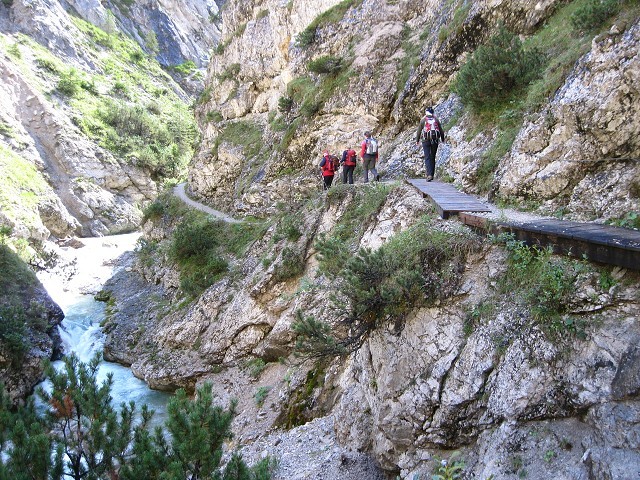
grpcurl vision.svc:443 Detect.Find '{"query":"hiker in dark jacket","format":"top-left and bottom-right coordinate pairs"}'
top-left (415, 107), bottom-right (445, 182)
top-left (319, 150), bottom-right (336, 190)
top-left (341, 148), bottom-right (357, 184)
top-left (360, 131), bottom-right (379, 183)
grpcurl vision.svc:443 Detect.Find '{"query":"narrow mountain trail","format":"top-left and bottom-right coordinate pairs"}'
top-left (173, 182), bottom-right (241, 224)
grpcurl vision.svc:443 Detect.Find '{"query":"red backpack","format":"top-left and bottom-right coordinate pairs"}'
top-left (344, 149), bottom-right (357, 166)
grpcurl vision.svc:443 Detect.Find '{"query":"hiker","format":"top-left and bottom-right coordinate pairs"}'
top-left (341, 147), bottom-right (357, 184)
top-left (319, 150), bottom-right (336, 190)
top-left (415, 107), bottom-right (445, 182)
top-left (360, 131), bottom-right (379, 183)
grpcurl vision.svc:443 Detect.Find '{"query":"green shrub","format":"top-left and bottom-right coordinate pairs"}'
top-left (308, 55), bottom-right (343, 74)
top-left (111, 80), bottom-right (128, 95)
top-left (244, 358), bottom-right (267, 379)
top-left (198, 86), bottom-right (212, 104)
top-left (173, 60), bottom-right (197, 75)
top-left (0, 304), bottom-right (28, 362)
top-left (129, 50), bottom-right (145, 63)
top-left (170, 216), bottom-right (222, 261)
top-left (215, 120), bottom-right (264, 159)
top-left (97, 99), bottom-right (197, 178)
top-left (295, 27), bottom-right (316, 48)
top-left (499, 236), bottom-right (579, 334)
top-left (295, 0), bottom-right (362, 48)
top-left (179, 252), bottom-right (229, 295)
top-left (454, 25), bottom-right (543, 112)
top-left (274, 213), bottom-right (302, 243)
top-left (57, 69), bottom-right (83, 97)
top-left (278, 96), bottom-right (294, 113)
top-left (315, 183), bottom-right (392, 276)
top-left (296, 217), bottom-right (480, 358)
top-left (254, 386), bottom-right (270, 407)
top-left (35, 57), bottom-right (59, 73)
top-left (571, 0), bottom-right (621, 31)
top-left (206, 110), bottom-right (224, 122)
top-left (273, 246), bottom-right (305, 283)
top-left (218, 63), bottom-right (241, 82)
top-left (166, 213), bottom-right (266, 296)
top-left (7, 42), bottom-right (20, 58)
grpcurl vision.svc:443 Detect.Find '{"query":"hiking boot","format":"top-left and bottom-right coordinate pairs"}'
top-left (375, 174), bottom-right (380, 182)
top-left (427, 175), bottom-right (433, 182)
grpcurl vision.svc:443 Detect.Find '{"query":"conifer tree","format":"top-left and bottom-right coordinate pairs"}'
top-left (38, 353), bottom-right (139, 480)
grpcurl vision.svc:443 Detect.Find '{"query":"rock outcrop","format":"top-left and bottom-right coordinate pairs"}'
top-left (0, 245), bottom-right (64, 404)
top-left (0, 0), bottom-right (206, 244)
top-left (105, 178), bottom-right (640, 478)
top-left (114, 0), bottom-right (640, 477)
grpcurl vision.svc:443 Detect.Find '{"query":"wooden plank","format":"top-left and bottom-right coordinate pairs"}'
top-left (408, 179), bottom-right (640, 269)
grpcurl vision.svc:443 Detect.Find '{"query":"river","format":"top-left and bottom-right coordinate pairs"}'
top-left (37, 232), bottom-right (170, 425)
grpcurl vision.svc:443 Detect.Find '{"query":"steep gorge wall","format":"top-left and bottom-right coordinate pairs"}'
top-left (0, 0), bottom-right (213, 243)
top-left (108, 181), bottom-right (640, 478)
top-left (163, 0), bottom-right (640, 477)
top-left (190, 0), bottom-right (639, 224)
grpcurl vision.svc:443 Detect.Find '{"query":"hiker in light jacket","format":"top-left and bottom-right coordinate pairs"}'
top-left (360, 131), bottom-right (379, 183)
top-left (415, 107), bottom-right (445, 182)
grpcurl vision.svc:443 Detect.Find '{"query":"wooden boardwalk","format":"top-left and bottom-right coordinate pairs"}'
top-left (460, 213), bottom-right (640, 271)
top-left (407, 178), bottom-right (640, 270)
top-left (406, 179), bottom-right (491, 219)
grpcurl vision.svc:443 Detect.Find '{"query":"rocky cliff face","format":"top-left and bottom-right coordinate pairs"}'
top-left (190, 0), bottom-right (639, 226)
top-left (110, 0), bottom-right (640, 477)
top-left (0, 0), bottom-right (209, 244)
top-left (105, 179), bottom-right (640, 478)
top-left (0, 245), bottom-right (64, 404)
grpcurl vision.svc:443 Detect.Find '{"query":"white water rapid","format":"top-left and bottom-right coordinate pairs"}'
top-left (37, 233), bottom-right (170, 425)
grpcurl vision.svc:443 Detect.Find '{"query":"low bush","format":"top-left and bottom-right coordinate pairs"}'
top-left (97, 99), bottom-right (198, 178)
top-left (295, 217), bottom-right (480, 358)
top-left (57, 69), bottom-right (82, 97)
top-left (167, 212), bottom-right (266, 296)
top-left (571, 0), bottom-right (621, 31)
top-left (308, 55), bottom-right (343, 75)
top-left (35, 57), bottom-right (59, 73)
top-left (277, 96), bottom-right (294, 113)
top-left (295, 0), bottom-right (362, 48)
top-left (274, 213), bottom-right (302, 243)
top-left (454, 25), bottom-right (543, 112)
top-left (272, 246), bottom-right (306, 283)
top-left (214, 120), bottom-right (263, 159)
top-left (173, 60), bottom-right (197, 75)
top-left (498, 235), bottom-right (579, 335)
top-left (0, 305), bottom-right (28, 362)
top-left (315, 183), bottom-right (392, 276)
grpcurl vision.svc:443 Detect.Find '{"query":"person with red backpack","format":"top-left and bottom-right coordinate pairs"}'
top-left (415, 107), bottom-right (445, 182)
top-left (340, 147), bottom-right (357, 184)
top-left (360, 131), bottom-right (380, 183)
top-left (319, 150), bottom-right (336, 190)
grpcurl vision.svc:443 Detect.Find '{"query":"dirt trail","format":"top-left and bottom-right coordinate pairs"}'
top-left (173, 182), bottom-right (241, 224)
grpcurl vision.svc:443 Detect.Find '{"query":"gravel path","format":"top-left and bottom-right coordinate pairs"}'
top-left (173, 182), bottom-right (241, 223)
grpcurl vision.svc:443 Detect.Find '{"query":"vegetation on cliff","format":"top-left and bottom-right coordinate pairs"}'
top-left (0, 354), bottom-right (274, 479)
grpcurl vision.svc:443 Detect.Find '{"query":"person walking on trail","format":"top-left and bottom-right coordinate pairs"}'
top-left (319, 150), bottom-right (336, 190)
top-left (341, 147), bottom-right (357, 184)
top-left (360, 131), bottom-right (380, 183)
top-left (415, 107), bottom-right (445, 182)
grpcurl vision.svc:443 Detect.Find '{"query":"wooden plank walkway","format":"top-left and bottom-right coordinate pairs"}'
top-left (459, 213), bottom-right (640, 271)
top-left (406, 179), bottom-right (491, 219)
top-left (406, 177), bottom-right (639, 270)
